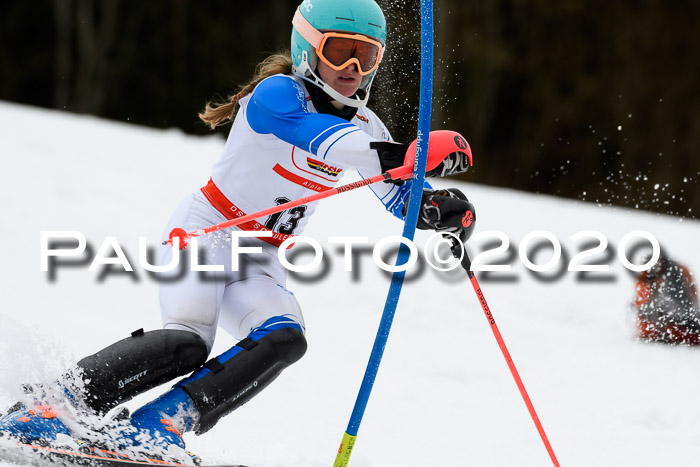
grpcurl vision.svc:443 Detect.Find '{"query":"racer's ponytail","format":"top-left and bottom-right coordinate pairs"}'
top-left (199, 52), bottom-right (293, 129)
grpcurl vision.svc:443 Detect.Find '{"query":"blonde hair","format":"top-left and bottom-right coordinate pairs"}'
top-left (199, 52), bottom-right (294, 130)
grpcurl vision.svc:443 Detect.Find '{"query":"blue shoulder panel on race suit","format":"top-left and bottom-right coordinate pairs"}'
top-left (247, 76), bottom-right (359, 155)
top-left (246, 75), bottom-right (430, 221)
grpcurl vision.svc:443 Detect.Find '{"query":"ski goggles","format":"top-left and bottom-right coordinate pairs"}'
top-left (292, 8), bottom-right (385, 76)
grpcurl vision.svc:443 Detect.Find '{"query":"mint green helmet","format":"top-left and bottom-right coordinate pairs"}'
top-left (291, 0), bottom-right (387, 108)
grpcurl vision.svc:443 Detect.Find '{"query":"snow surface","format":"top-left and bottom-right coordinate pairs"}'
top-left (1, 100), bottom-right (699, 466)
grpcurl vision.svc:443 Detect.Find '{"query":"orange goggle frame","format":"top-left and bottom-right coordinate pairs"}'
top-left (292, 8), bottom-right (385, 76)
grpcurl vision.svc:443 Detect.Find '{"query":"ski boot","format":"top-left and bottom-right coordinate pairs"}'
top-left (100, 389), bottom-right (195, 462)
top-left (0, 403), bottom-right (72, 445)
top-left (116, 411), bottom-right (186, 453)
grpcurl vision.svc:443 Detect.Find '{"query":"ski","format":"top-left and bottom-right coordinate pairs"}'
top-left (0, 441), bottom-right (249, 467)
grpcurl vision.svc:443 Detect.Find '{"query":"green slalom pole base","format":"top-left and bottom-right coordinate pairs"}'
top-left (334, 432), bottom-right (357, 467)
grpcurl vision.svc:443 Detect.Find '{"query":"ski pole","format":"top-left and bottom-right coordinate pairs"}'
top-left (457, 250), bottom-right (560, 466)
top-left (163, 128), bottom-right (466, 249)
top-left (333, 1), bottom-right (434, 465)
top-left (163, 164), bottom-right (412, 248)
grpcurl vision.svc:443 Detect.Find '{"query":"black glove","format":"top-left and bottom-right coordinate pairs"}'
top-left (370, 141), bottom-right (410, 185)
top-left (406, 188), bottom-right (476, 244)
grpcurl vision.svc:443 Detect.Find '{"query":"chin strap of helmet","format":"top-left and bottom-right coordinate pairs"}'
top-left (304, 81), bottom-right (358, 121)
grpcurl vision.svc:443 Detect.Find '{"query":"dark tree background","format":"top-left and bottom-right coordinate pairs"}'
top-left (2, 0), bottom-right (698, 218)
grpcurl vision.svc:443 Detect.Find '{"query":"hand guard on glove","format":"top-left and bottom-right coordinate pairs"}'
top-left (370, 136), bottom-right (471, 186)
top-left (408, 188), bottom-right (476, 244)
top-left (425, 151), bottom-right (470, 178)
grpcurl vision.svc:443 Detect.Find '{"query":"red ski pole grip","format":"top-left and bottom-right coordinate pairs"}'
top-left (167, 227), bottom-right (189, 250)
top-left (404, 130), bottom-right (473, 174)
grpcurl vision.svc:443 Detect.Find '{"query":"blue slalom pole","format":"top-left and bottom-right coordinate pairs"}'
top-left (333, 1), bottom-right (434, 465)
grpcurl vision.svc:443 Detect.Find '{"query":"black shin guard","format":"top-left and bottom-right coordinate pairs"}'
top-left (180, 327), bottom-right (307, 434)
top-left (76, 329), bottom-right (208, 414)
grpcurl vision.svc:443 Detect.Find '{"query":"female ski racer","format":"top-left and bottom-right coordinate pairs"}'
top-left (0, 0), bottom-right (475, 455)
